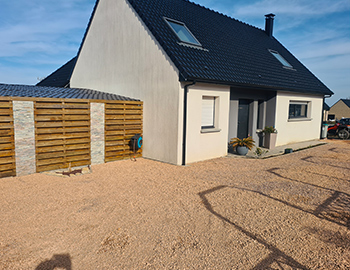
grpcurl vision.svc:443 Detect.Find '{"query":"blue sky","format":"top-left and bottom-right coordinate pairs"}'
top-left (0, 0), bottom-right (349, 105)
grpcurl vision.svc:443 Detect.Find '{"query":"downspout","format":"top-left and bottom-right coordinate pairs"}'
top-left (320, 94), bottom-right (332, 139)
top-left (320, 96), bottom-right (325, 139)
top-left (182, 81), bottom-right (196, 166)
top-left (320, 94), bottom-right (332, 138)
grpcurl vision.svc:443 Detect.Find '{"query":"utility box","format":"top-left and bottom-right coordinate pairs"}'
top-left (321, 124), bottom-right (328, 138)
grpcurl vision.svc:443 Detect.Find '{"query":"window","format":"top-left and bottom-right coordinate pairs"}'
top-left (165, 18), bottom-right (201, 46)
top-left (269, 50), bottom-right (293, 68)
top-left (289, 101), bottom-right (309, 119)
top-left (202, 96), bottom-right (216, 129)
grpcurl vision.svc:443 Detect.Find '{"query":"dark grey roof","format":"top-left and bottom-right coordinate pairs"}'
top-left (41, 0), bottom-right (333, 96)
top-left (126, 0), bottom-right (333, 96)
top-left (36, 57), bottom-right (77, 87)
top-left (341, 99), bottom-right (350, 108)
top-left (0, 84), bottom-right (139, 101)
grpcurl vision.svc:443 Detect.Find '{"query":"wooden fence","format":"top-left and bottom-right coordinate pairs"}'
top-left (0, 100), bottom-right (16, 178)
top-left (0, 97), bottom-right (143, 178)
top-left (34, 99), bottom-right (91, 172)
top-left (105, 101), bottom-right (143, 162)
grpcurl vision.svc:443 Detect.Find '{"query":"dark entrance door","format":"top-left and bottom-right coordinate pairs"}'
top-left (237, 99), bottom-right (251, 139)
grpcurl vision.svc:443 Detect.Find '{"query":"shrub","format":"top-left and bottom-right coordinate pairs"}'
top-left (229, 137), bottom-right (255, 150)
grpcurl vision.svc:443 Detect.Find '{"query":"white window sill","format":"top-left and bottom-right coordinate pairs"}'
top-left (288, 118), bottom-right (312, 122)
top-left (201, 128), bottom-right (221, 134)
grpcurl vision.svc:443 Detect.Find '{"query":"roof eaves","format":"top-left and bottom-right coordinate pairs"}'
top-left (181, 76), bottom-right (332, 96)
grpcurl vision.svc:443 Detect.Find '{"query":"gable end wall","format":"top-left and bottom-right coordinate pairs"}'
top-left (70, 0), bottom-right (182, 164)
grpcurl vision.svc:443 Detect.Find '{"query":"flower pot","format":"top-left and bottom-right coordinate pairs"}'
top-left (236, 146), bottom-right (249, 156)
top-left (264, 133), bottom-right (277, 149)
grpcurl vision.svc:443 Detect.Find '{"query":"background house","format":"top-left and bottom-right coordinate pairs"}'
top-left (328, 99), bottom-right (350, 120)
top-left (40, 0), bottom-right (333, 165)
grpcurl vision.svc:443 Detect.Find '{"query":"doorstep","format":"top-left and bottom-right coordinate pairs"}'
top-left (227, 139), bottom-right (327, 159)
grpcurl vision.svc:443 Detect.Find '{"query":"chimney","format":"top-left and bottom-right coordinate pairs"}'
top-left (265, 13), bottom-right (275, 37)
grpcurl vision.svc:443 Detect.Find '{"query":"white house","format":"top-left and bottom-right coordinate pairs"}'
top-left (39, 0), bottom-right (333, 165)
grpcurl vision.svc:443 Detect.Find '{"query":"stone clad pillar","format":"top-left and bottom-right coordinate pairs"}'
top-left (13, 101), bottom-right (36, 176)
top-left (90, 102), bottom-right (105, 165)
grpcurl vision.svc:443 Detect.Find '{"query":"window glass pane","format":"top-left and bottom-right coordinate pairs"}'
top-left (289, 103), bottom-right (308, 118)
top-left (202, 97), bottom-right (215, 128)
top-left (270, 50), bottom-right (293, 68)
top-left (167, 20), bottom-right (200, 45)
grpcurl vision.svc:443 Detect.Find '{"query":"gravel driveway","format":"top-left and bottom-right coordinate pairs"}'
top-left (1, 140), bottom-right (349, 269)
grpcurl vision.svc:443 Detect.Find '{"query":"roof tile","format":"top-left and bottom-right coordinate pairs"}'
top-left (0, 84), bottom-right (139, 101)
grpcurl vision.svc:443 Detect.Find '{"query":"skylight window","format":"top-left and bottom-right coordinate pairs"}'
top-left (269, 50), bottom-right (293, 68)
top-left (165, 18), bottom-right (201, 46)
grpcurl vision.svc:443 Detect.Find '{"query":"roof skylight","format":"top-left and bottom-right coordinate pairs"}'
top-left (269, 50), bottom-right (293, 68)
top-left (165, 18), bottom-right (201, 46)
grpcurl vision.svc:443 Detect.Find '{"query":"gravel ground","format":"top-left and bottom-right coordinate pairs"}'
top-left (1, 139), bottom-right (349, 270)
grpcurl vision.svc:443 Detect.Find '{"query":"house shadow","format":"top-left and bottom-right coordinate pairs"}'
top-left (267, 168), bottom-right (350, 229)
top-left (198, 186), bottom-right (309, 270)
top-left (35, 253), bottom-right (72, 270)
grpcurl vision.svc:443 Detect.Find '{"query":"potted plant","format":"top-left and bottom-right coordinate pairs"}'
top-left (262, 126), bottom-right (277, 149)
top-left (229, 137), bottom-right (255, 156)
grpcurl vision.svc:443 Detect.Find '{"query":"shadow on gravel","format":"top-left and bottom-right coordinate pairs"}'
top-left (301, 156), bottom-right (350, 171)
top-left (198, 186), bottom-right (309, 270)
top-left (268, 168), bottom-right (350, 229)
top-left (328, 147), bottom-right (350, 153)
top-left (305, 227), bottom-right (350, 249)
top-left (35, 254), bottom-right (72, 270)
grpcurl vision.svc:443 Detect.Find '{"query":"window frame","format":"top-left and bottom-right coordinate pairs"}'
top-left (288, 101), bottom-right (310, 120)
top-left (269, 49), bottom-right (293, 69)
top-left (164, 17), bottom-right (202, 46)
top-left (201, 96), bottom-right (220, 133)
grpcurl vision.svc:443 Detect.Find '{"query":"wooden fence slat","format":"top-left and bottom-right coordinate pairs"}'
top-left (0, 137), bottom-right (14, 143)
top-left (36, 152), bottom-right (65, 160)
top-left (0, 157), bottom-right (15, 165)
top-left (36, 132), bottom-right (90, 141)
top-left (36, 157), bottom-right (66, 166)
top-left (35, 115), bottom-right (90, 121)
top-left (0, 109), bottom-right (12, 115)
top-left (66, 155), bottom-right (90, 162)
top-left (0, 170), bottom-right (16, 178)
top-left (66, 149), bottom-right (90, 156)
top-left (0, 124), bottom-right (14, 130)
top-left (36, 164), bottom-right (66, 173)
top-left (0, 163), bottom-right (16, 172)
top-left (105, 115), bottom-right (142, 120)
top-left (0, 150), bottom-right (15, 158)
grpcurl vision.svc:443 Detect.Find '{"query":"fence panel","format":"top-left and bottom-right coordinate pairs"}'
top-left (0, 100), bottom-right (16, 178)
top-left (105, 101), bottom-right (143, 162)
top-left (35, 100), bottom-right (91, 172)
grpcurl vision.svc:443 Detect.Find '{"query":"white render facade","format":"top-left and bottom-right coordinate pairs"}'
top-left (70, 0), bottom-right (326, 165)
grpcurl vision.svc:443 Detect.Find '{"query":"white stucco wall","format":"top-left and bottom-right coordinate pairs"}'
top-left (185, 84), bottom-right (230, 164)
top-left (70, 0), bottom-right (181, 164)
top-left (274, 92), bottom-right (323, 146)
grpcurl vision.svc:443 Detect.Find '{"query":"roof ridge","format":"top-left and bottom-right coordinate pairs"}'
top-left (183, 0), bottom-right (262, 31)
